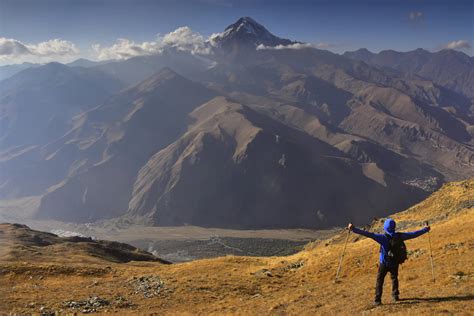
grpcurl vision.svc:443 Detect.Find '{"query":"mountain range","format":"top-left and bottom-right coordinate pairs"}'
top-left (0, 17), bottom-right (473, 228)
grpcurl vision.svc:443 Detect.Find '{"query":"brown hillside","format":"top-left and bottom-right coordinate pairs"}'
top-left (0, 178), bottom-right (472, 315)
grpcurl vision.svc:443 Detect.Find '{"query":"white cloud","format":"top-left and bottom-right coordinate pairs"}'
top-left (0, 38), bottom-right (32, 56)
top-left (29, 39), bottom-right (79, 56)
top-left (93, 26), bottom-right (211, 61)
top-left (92, 38), bottom-right (163, 60)
top-left (163, 27), bottom-right (211, 55)
top-left (314, 42), bottom-right (339, 49)
top-left (0, 37), bottom-right (79, 64)
top-left (441, 40), bottom-right (471, 50)
top-left (256, 43), bottom-right (313, 50)
top-left (256, 42), bottom-right (342, 51)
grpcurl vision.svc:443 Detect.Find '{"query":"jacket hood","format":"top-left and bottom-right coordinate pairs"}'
top-left (384, 218), bottom-right (396, 236)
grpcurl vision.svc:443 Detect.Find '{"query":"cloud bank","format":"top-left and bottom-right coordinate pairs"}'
top-left (441, 40), bottom-right (471, 50)
top-left (256, 43), bottom-right (313, 50)
top-left (93, 26), bottom-right (210, 60)
top-left (256, 42), bottom-right (342, 51)
top-left (0, 38), bottom-right (79, 63)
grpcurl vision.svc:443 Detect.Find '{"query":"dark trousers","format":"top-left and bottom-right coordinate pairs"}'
top-left (375, 263), bottom-right (399, 302)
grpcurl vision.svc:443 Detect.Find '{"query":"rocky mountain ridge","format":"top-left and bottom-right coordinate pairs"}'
top-left (0, 17), bottom-right (473, 228)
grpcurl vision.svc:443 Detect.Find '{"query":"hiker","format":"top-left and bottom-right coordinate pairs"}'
top-left (347, 218), bottom-right (430, 306)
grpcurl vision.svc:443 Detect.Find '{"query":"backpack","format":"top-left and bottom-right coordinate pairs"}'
top-left (386, 233), bottom-right (408, 264)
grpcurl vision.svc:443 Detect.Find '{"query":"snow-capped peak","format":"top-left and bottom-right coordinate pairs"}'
top-left (209, 17), bottom-right (294, 48)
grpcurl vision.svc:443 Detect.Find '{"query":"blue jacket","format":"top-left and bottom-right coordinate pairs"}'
top-left (352, 218), bottom-right (429, 267)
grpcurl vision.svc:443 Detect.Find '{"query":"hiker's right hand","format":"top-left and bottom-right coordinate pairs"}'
top-left (347, 223), bottom-right (353, 231)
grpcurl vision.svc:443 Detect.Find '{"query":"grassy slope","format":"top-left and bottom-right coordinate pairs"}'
top-left (0, 179), bottom-right (472, 315)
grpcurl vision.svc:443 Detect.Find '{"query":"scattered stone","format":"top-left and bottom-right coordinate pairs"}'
top-left (38, 306), bottom-right (55, 316)
top-left (253, 260), bottom-right (304, 278)
top-left (113, 295), bottom-right (135, 308)
top-left (407, 248), bottom-right (426, 258)
top-left (284, 260), bottom-right (304, 271)
top-left (129, 275), bottom-right (167, 298)
top-left (444, 242), bottom-right (464, 250)
top-left (253, 269), bottom-right (273, 278)
top-left (450, 271), bottom-right (473, 281)
top-left (456, 200), bottom-right (474, 211)
top-left (402, 176), bottom-right (440, 192)
top-left (63, 296), bottom-right (109, 313)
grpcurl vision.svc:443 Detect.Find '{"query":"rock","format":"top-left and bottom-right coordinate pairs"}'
top-left (407, 248), bottom-right (426, 258)
top-left (38, 306), bottom-right (55, 316)
top-left (285, 260), bottom-right (304, 271)
top-left (444, 242), bottom-right (464, 250)
top-left (129, 275), bottom-right (166, 298)
top-left (450, 271), bottom-right (473, 281)
top-left (63, 296), bottom-right (109, 313)
top-left (113, 295), bottom-right (135, 308)
top-left (254, 269), bottom-right (273, 278)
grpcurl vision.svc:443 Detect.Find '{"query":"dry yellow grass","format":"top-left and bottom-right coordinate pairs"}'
top-left (0, 179), bottom-right (473, 315)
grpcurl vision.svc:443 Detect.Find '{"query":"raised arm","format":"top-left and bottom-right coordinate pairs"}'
top-left (348, 223), bottom-right (385, 244)
top-left (400, 226), bottom-right (430, 240)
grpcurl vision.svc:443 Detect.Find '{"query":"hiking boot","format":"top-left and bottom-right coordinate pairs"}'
top-left (374, 301), bottom-right (382, 307)
top-left (392, 296), bottom-right (399, 303)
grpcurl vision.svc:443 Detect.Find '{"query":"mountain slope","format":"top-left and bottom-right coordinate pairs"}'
top-left (96, 48), bottom-right (214, 85)
top-left (0, 62), bottom-right (41, 81)
top-left (1, 178), bottom-right (472, 314)
top-left (344, 48), bottom-right (474, 100)
top-left (127, 97), bottom-right (426, 228)
top-left (0, 223), bottom-right (170, 264)
top-left (0, 17), bottom-right (473, 229)
top-left (202, 47), bottom-right (473, 182)
top-left (0, 62), bottom-right (124, 149)
top-left (33, 68), bottom-right (216, 222)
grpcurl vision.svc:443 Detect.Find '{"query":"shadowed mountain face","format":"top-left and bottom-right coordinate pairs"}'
top-left (0, 17), bottom-right (473, 228)
top-left (127, 97), bottom-right (426, 228)
top-left (33, 68), bottom-right (216, 222)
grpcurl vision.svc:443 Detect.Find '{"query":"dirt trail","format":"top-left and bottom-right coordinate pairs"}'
top-left (0, 179), bottom-right (473, 315)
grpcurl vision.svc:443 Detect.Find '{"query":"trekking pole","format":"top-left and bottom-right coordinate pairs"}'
top-left (334, 227), bottom-right (351, 283)
top-left (425, 221), bottom-right (436, 283)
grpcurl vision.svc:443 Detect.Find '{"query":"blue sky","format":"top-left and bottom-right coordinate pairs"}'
top-left (0, 0), bottom-right (472, 64)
